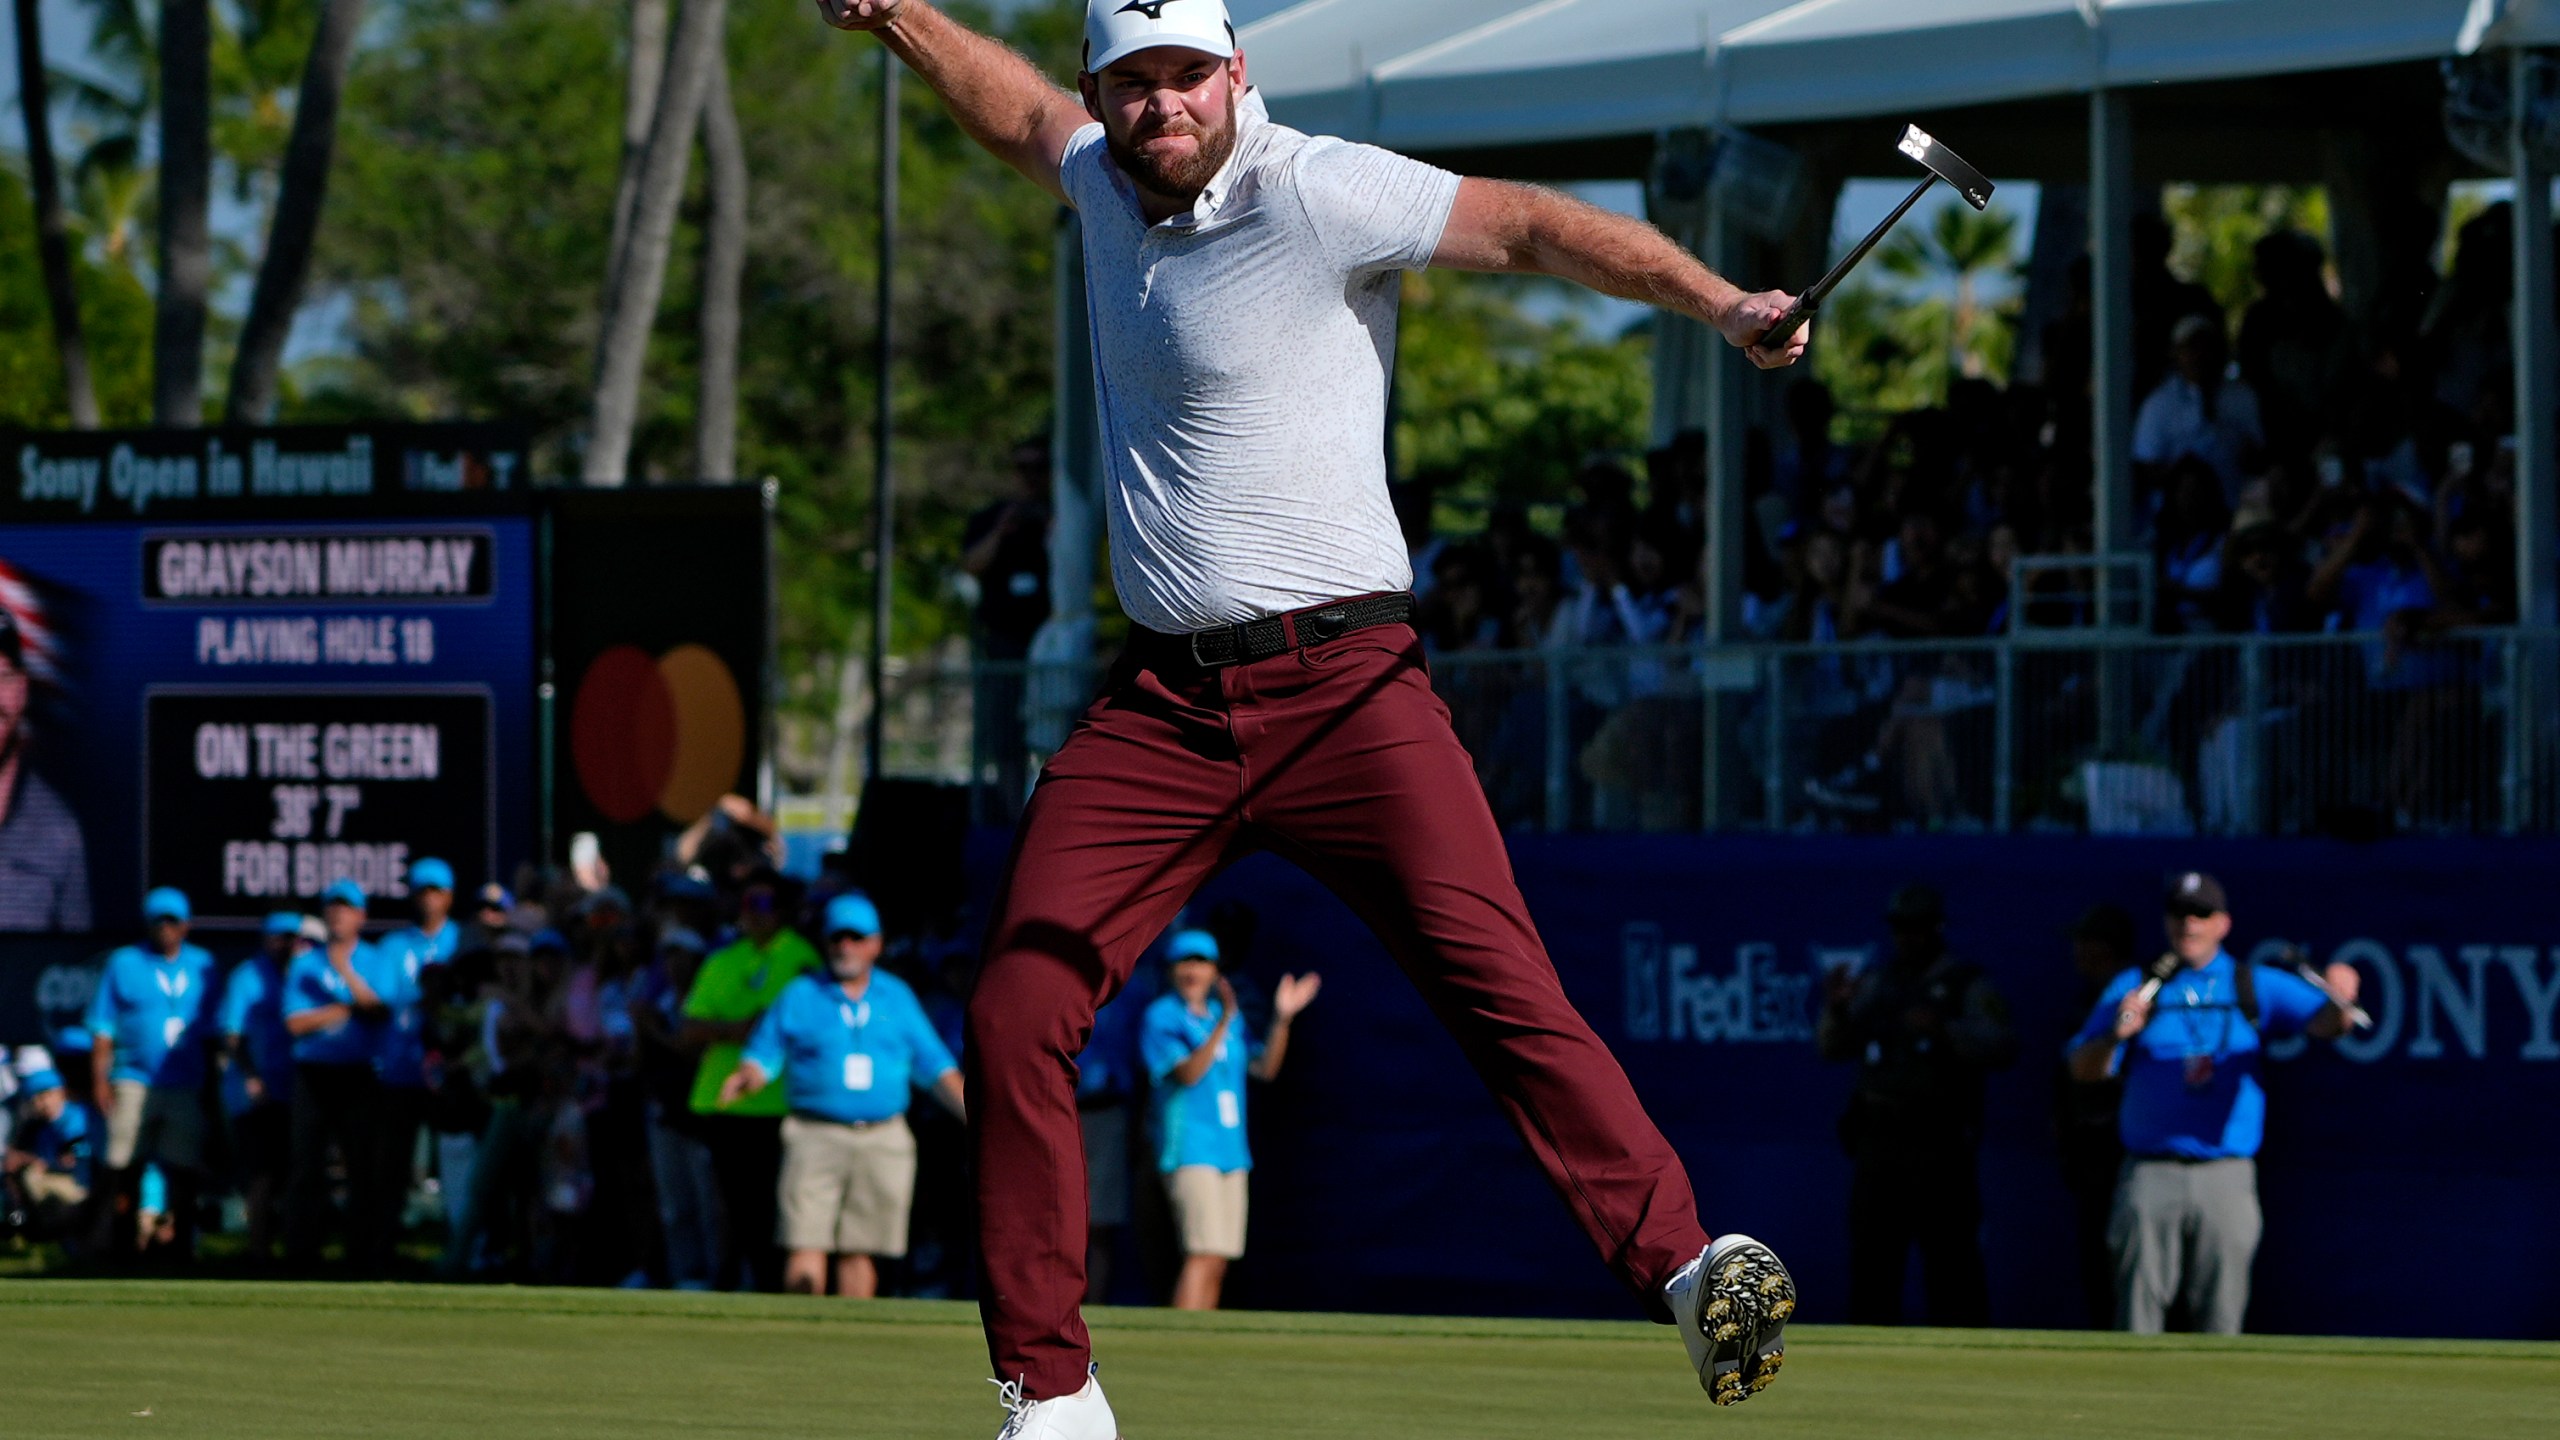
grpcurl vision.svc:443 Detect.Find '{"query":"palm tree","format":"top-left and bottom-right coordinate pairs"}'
top-left (55, 0), bottom-right (157, 271)
top-left (226, 0), bottom-right (368, 420)
top-left (696, 38), bottom-right (747, 481)
top-left (608, 0), bottom-right (672, 290)
top-left (586, 0), bottom-right (728, 484)
top-left (154, 0), bottom-right (214, 424)
top-left (14, 0), bottom-right (101, 424)
top-left (1879, 200), bottom-right (2021, 398)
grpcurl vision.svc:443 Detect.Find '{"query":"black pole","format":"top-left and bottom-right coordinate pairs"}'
top-left (866, 48), bottom-right (897, 791)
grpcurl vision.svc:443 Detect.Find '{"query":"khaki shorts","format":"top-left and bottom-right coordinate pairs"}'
top-left (776, 1114), bottom-right (917, 1257)
top-left (1081, 1106), bottom-right (1131, 1229)
top-left (11, 1167), bottom-right (88, 1238)
top-left (104, 1079), bottom-right (207, 1173)
top-left (1166, 1165), bottom-right (1248, 1260)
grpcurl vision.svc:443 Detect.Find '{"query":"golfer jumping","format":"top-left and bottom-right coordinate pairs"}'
top-left (815, 2), bottom-right (1809, 1434)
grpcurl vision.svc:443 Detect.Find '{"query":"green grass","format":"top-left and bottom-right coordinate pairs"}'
top-left (4, 1282), bottom-right (2556, 1438)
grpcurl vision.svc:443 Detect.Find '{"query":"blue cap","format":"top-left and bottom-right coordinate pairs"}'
top-left (529, 927), bottom-right (571, 954)
top-left (263, 911), bottom-right (305, 937)
top-left (142, 887), bottom-right (190, 924)
top-left (409, 857), bottom-right (455, 892)
top-left (824, 893), bottom-right (882, 938)
top-left (658, 926), bottom-right (707, 954)
top-left (476, 882), bottom-right (515, 911)
top-left (321, 878), bottom-right (367, 910)
top-left (1166, 928), bottom-right (1220, 964)
top-left (23, 1068), bottom-right (63, 1095)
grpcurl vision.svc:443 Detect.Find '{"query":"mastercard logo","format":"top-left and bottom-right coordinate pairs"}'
top-left (569, 643), bottom-right (746, 825)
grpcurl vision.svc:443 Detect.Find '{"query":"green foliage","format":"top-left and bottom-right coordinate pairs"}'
top-left (1807, 198), bottom-right (2024, 437)
top-left (306, 0), bottom-right (1076, 722)
top-left (0, 159), bottom-right (157, 426)
top-left (1392, 269), bottom-right (1651, 510)
top-left (1877, 199), bottom-right (2020, 397)
top-left (2161, 184), bottom-right (2331, 325)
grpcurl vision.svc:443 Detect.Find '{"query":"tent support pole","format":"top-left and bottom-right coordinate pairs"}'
top-left (2514, 48), bottom-right (2557, 631)
top-left (2511, 47), bottom-right (2556, 829)
top-left (2089, 87), bottom-right (2136, 576)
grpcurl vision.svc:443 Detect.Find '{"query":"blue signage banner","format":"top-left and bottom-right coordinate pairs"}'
top-left (968, 832), bottom-right (2560, 1340)
top-left (0, 517), bottom-right (536, 931)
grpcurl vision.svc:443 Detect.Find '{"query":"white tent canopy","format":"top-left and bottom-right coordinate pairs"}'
top-left (1233, 0), bottom-right (1552, 143)
top-left (1721, 0), bottom-right (2476, 125)
top-left (2463, 0), bottom-right (2560, 50)
top-left (1245, 0), bottom-right (2482, 147)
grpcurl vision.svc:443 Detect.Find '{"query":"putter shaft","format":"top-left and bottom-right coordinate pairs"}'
top-left (1755, 174), bottom-right (1936, 351)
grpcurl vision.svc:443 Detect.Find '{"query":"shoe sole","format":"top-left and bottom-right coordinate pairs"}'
top-left (1698, 1236), bottom-right (1793, 1406)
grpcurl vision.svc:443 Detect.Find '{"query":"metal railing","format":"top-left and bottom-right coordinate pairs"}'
top-left (875, 628), bottom-right (2560, 838)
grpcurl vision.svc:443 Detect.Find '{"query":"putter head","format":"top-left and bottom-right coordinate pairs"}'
top-left (1897, 125), bottom-right (1994, 210)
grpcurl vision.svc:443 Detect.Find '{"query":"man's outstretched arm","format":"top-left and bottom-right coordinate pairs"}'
top-left (1434, 178), bottom-right (1808, 370)
top-left (816, 0), bottom-right (1089, 203)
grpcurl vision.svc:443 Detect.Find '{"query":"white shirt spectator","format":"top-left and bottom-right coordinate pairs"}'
top-left (2134, 372), bottom-right (2264, 498)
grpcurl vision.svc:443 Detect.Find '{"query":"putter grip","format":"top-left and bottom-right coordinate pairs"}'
top-left (1756, 301), bottom-right (1814, 351)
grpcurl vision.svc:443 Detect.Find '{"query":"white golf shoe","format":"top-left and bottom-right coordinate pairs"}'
top-left (991, 1364), bottom-right (1119, 1440)
top-left (1666, 1233), bottom-right (1794, 1406)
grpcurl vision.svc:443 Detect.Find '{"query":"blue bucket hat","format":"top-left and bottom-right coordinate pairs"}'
top-left (1165, 928), bottom-right (1221, 965)
top-left (824, 893), bottom-right (882, 939)
top-left (142, 887), bottom-right (191, 924)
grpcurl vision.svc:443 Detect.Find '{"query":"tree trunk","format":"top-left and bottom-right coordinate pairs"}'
top-left (224, 0), bottom-right (367, 422)
top-left (153, 0), bottom-right (213, 425)
top-left (14, 0), bottom-right (98, 426)
top-left (583, 0), bottom-right (725, 486)
top-left (606, 0), bottom-right (671, 293)
top-left (694, 45), bottom-right (746, 481)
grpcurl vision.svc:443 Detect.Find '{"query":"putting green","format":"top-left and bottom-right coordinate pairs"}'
top-left (3, 1282), bottom-right (2554, 1438)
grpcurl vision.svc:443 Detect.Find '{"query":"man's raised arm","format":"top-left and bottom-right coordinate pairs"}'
top-left (816, 0), bottom-right (1091, 203)
top-left (1433, 177), bottom-right (1808, 371)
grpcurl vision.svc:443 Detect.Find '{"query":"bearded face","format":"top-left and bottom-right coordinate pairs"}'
top-left (1104, 85), bottom-right (1237, 202)
top-left (1084, 47), bottom-right (1242, 208)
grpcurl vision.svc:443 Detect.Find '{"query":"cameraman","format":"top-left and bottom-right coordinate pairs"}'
top-left (2068, 872), bottom-right (2362, 1333)
top-left (1818, 884), bottom-right (2017, 1326)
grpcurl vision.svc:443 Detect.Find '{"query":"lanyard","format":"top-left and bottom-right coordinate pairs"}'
top-left (2175, 974), bottom-right (2234, 1060)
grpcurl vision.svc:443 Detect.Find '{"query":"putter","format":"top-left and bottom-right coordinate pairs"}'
top-left (1755, 124), bottom-right (1994, 352)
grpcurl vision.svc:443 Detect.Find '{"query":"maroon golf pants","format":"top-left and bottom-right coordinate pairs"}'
top-left (967, 615), bottom-right (1710, 1397)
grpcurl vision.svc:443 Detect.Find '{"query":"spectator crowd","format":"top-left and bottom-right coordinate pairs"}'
top-left (1, 824), bottom-right (1314, 1309)
top-left (1375, 207), bottom-right (2534, 835)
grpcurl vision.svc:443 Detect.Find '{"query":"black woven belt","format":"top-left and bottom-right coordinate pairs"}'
top-left (1152, 593), bottom-right (1415, 670)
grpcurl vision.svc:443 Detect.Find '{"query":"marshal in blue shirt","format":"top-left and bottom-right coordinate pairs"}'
top-left (283, 945), bottom-right (384, 1066)
top-left (1141, 991), bottom-right (1257, 1174)
top-left (218, 955), bottom-right (298, 1115)
top-left (84, 943), bottom-right (218, 1088)
top-left (2070, 951), bottom-right (2329, 1161)
top-left (739, 970), bottom-right (958, 1127)
top-left (364, 924), bottom-right (455, 1089)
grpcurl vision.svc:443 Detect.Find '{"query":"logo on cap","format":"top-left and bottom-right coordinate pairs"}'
top-left (1117, 0), bottom-right (1175, 16)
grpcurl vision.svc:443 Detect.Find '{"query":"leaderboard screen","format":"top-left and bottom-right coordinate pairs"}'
top-left (0, 425), bottom-right (534, 930)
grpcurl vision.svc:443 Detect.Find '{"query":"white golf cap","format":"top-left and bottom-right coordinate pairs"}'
top-left (1084, 0), bottom-right (1236, 75)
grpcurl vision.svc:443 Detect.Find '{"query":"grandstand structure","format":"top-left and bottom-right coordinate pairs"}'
top-left (954, 2), bottom-right (2560, 840)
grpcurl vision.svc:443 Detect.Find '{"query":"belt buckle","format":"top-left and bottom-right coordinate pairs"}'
top-left (1189, 622), bottom-right (1248, 669)
top-left (1303, 608), bottom-right (1348, 643)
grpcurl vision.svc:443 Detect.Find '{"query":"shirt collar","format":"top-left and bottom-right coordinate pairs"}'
top-left (1163, 88), bottom-right (1267, 230)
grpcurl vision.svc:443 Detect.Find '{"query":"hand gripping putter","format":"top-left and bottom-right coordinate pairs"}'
top-left (1755, 124), bottom-right (1995, 352)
